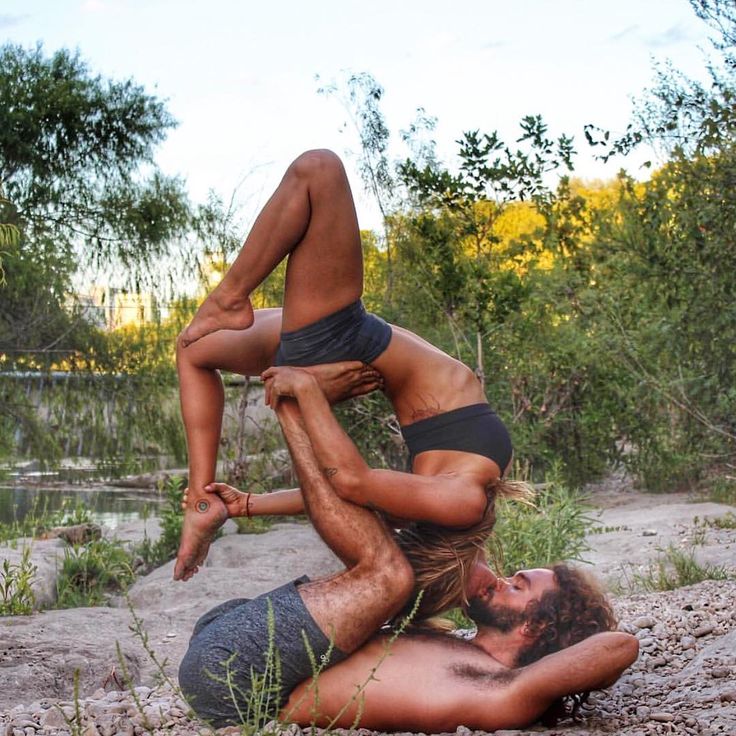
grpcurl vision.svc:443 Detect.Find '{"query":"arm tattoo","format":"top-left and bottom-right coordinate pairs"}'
top-left (322, 466), bottom-right (338, 479)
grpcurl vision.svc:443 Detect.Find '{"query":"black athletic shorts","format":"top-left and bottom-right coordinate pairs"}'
top-left (275, 300), bottom-right (392, 366)
top-left (178, 576), bottom-right (347, 728)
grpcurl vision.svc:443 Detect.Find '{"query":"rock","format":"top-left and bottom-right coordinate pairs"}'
top-left (38, 708), bottom-right (67, 729)
top-left (632, 616), bottom-right (656, 629)
top-left (642, 529), bottom-right (658, 536)
top-left (692, 623), bottom-right (715, 637)
top-left (650, 711), bottom-right (675, 722)
top-left (41, 523), bottom-right (101, 546)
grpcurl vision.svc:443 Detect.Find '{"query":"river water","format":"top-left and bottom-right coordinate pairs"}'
top-left (0, 462), bottom-right (170, 529)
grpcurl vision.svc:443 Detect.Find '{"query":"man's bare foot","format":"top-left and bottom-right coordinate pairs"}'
top-left (179, 286), bottom-right (255, 347)
top-left (303, 361), bottom-right (384, 404)
top-left (174, 494), bottom-right (229, 581)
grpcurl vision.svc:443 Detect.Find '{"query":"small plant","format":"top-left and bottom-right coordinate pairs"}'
top-left (156, 475), bottom-right (187, 559)
top-left (233, 514), bottom-right (275, 535)
top-left (624, 544), bottom-right (731, 593)
top-left (134, 475), bottom-right (188, 569)
top-left (491, 473), bottom-right (594, 574)
top-left (56, 538), bottom-right (135, 608)
top-left (0, 547), bottom-right (37, 615)
top-left (706, 512), bottom-right (736, 530)
top-left (708, 476), bottom-right (736, 505)
top-left (0, 496), bottom-right (92, 544)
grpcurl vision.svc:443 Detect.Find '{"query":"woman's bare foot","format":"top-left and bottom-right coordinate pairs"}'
top-left (303, 361), bottom-right (384, 404)
top-left (174, 494), bottom-right (229, 581)
top-left (179, 286), bottom-right (255, 347)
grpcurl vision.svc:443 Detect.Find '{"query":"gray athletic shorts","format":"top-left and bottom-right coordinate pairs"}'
top-left (275, 299), bottom-right (392, 366)
top-left (178, 576), bottom-right (347, 728)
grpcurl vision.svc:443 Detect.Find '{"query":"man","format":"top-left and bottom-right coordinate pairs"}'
top-left (174, 149), bottom-right (529, 585)
top-left (178, 394), bottom-right (638, 731)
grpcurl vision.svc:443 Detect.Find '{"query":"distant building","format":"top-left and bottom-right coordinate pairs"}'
top-left (74, 286), bottom-right (160, 330)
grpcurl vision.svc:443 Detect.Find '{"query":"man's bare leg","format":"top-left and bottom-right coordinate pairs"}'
top-left (181, 149), bottom-right (363, 347)
top-left (275, 398), bottom-right (414, 653)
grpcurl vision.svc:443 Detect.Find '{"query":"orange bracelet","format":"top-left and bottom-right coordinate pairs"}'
top-left (245, 492), bottom-right (252, 519)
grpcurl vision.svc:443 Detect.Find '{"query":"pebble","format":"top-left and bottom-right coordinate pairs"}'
top-left (632, 616), bottom-right (656, 629)
top-left (650, 712), bottom-right (675, 722)
top-left (2, 580), bottom-right (736, 736)
top-left (692, 623), bottom-right (715, 637)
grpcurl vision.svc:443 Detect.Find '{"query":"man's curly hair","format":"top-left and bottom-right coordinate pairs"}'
top-left (515, 563), bottom-right (618, 667)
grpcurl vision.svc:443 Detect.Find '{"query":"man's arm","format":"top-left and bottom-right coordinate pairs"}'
top-left (478, 632), bottom-right (639, 730)
top-left (262, 367), bottom-right (489, 527)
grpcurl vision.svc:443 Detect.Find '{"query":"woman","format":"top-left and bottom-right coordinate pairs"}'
top-left (176, 149), bottom-right (529, 616)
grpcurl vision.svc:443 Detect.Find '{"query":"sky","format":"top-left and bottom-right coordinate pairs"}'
top-left (1, 0), bottom-right (716, 233)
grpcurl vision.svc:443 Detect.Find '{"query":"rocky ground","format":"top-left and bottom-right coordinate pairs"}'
top-left (1, 479), bottom-right (735, 736)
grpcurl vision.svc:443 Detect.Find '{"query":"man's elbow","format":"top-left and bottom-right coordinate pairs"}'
top-left (599, 632), bottom-right (639, 688)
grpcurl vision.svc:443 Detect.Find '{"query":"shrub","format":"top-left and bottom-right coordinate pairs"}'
top-left (0, 547), bottom-right (36, 615)
top-left (491, 473), bottom-right (594, 575)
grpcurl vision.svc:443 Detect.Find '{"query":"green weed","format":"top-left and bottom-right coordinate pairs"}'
top-left (708, 476), bottom-right (736, 505)
top-left (0, 546), bottom-right (36, 615)
top-left (706, 512), bottom-right (736, 529)
top-left (491, 474), bottom-right (594, 575)
top-left (55, 538), bottom-right (135, 608)
top-left (233, 515), bottom-right (275, 535)
top-left (0, 496), bottom-right (92, 544)
top-left (623, 544), bottom-right (731, 593)
top-left (134, 475), bottom-right (188, 569)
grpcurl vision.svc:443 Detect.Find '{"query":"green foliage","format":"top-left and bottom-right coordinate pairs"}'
top-left (491, 474), bottom-right (595, 575)
top-left (0, 43), bottom-right (191, 466)
top-left (0, 497), bottom-right (91, 544)
top-left (55, 538), bottom-right (135, 608)
top-left (0, 546), bottom-right (36, 615)
top-left (0, 43), bottom-right (190, 277)
top-left (623, 544), bottom-right (731, 592)
top-left (707, 476), bottom-right (736, 505)
top-left (135, 476), bottom-right (186, 568)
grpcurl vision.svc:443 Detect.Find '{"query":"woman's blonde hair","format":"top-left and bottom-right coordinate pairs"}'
top-left (392, 477), bottom-right (534, 624)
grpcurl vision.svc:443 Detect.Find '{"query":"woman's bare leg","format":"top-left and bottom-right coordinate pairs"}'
top-left (180, 149), bottom-right (363, 346)
top-left (174, 308), bottom-right (383, 580)
top-left (174, 310), bottom-right (282, 580)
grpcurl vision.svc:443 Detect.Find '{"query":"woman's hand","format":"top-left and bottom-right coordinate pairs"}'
top-left (300, 361), bottom-right (384, 404)
top-left (182, 482), bottom-right (250, 518)
top-left (261, 366), bottom-right (317, 406)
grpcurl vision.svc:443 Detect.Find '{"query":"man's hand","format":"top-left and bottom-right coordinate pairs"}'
top-left (261, 366), bottom-right (317, 406)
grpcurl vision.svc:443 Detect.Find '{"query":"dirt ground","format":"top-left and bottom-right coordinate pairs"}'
top-left (1, 477), bottom-right (735, 735)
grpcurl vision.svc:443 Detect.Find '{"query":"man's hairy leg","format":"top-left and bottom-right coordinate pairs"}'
top-left (275, 399), bottom-right (413, 653)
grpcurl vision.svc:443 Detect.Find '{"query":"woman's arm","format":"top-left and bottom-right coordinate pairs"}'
top-left (262, 367), bottom-right (488, 527)
top-left (201, 483), bottom-right (306, 517)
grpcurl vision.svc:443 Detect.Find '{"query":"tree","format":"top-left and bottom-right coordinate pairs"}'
top-left (0, 44), bottom-right (192, 462)
top-left (398, 116), bottom-right (575, 380)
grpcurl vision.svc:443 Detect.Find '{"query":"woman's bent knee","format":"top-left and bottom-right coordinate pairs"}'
top-left (289, 149), bottom-right (344, 182)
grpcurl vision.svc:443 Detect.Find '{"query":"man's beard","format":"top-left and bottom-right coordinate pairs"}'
top-left (466, 596), bottom-right (527, 633)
